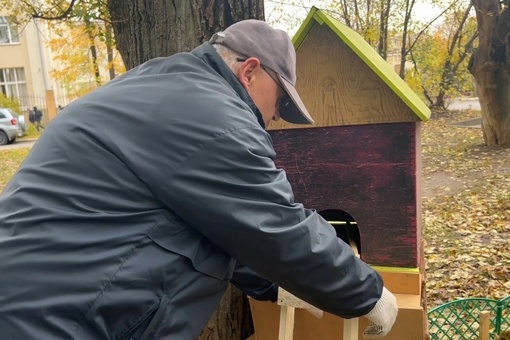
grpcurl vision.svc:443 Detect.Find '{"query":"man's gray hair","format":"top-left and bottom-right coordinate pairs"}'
top-left (212, 43), bottom-right (246, 74)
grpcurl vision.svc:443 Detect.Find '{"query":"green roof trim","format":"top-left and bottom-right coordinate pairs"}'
top-left (292, 7), bottom-right (431, 121)
top-left (371, 266), bottom-right (420, 274)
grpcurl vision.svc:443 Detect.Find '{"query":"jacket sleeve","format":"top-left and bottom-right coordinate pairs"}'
top-left (230, 262), bottom-right (278, 302)
top-left (163, 126), bottom-right (383, 318)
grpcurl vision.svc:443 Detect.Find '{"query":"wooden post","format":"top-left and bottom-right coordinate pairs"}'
top-left (278, 306), bottom-right (295, 340)
top-left (343, 224), bottom-right (360, 340)
top-left (343, 318), bottom-right (359, 340)
top-left (277, 288), bottom-right (324, 340)
top-left (479, 311), bottom-right (490, 340)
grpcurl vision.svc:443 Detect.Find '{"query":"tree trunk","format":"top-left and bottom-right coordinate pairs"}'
top-left (107, 2), bottom-right (265, 338)
top-left (377, 0), bottom-right (390, 59)
top-left (105, 23), bottom-right (116, 80)
top-left (108, 0), bottom-right (264, 70)
top-left (432, 5), bottom-right (475, 110)
top-left (87, 29), bottom-right (102, 86)
top-left (200, 285), bottom-right (254, 340)
top-left (399, 0), bottom-right (415, 79)
top-left (469, 0), bottom-right (510, 146)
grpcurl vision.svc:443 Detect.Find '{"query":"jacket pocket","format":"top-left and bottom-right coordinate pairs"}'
top-left (136, 295), bottom-right (169, 340)
top-left (118, 299), bottom-right (160, 340)
top-left (147, 215), bottom-right (235, 281)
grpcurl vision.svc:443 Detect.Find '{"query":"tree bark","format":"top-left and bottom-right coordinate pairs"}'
top-left (108, 2), bottom-right (265, 338)
top-left (108, 0), bottom-right (264, 70)
top-left (87, 27), bottom-right (101, 86)
top-left (377, 0), bottom-right (390, 59)
top-left (399, 0), bottom-right (415, 79)
top-left (199, 285), bottom-right (254, 340)
top-left (469, 0), bottom-right (510, 146)
top-left (105, 23), bottom-right (116, 80)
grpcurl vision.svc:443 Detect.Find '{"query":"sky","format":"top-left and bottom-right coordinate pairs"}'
top-left (264, 1), bottom-right (445, 35)
top-left (412, 2), bottom-right (445, 22)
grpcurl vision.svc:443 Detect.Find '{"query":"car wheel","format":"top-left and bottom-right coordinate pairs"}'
top-left (7, 136), bottom-right (16, 144)
top-left (0, 131), bottom-right (8, 145)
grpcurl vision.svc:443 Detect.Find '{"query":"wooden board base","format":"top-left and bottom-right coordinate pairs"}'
top-left (375, 267), bottom-right (422, 295)
top-left (249, 293), bottom-right (427, 340)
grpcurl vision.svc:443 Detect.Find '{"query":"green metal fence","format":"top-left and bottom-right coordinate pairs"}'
top-left (428, 295), bottom-right (510, 339)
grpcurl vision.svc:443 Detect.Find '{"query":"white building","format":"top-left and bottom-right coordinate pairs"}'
top-left (1, 10), bottom-right (124, 122)
top-left (0, 12), bottom-right (62, 122)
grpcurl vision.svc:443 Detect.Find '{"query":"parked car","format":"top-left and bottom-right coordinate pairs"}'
top-left (15, 113), bottom-right (26, 137)
top-left (0, 107), bottom-right (21, 145)
top-left (16, 115), bottom-right (27, 137)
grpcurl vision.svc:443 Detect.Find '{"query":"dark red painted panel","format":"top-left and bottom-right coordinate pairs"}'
top-left (269, 123), bottom-right (419, 267)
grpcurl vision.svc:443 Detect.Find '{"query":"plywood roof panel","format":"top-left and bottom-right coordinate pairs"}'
top-left (268, 7), bottom-right (430, 131)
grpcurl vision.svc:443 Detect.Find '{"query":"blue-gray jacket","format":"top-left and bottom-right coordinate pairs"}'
top-left (0, 43), bottom-right (383, 339)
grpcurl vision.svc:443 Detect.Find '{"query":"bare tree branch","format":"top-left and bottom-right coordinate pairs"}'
top-left (19, 0), bottom-right (79, 20)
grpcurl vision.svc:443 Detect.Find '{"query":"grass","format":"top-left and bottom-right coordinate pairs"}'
top-left (23, 123), bottom-right (44, 139)
top-left (0, 148), bottom-right (31, 191)
top-left (0, 125), bottom-right (41, 191)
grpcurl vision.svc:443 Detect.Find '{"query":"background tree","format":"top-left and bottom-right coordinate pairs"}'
top-left (469, 0), bottom-right (510, 146)
top-left (107, 0), bottom-right (264, 69)
top-left (48, 21), bottom-right (125, 98)
top-left (327, 0), bottom-right (393, 56)
top-left (266, 0), bottom-right (449, 81)
top-left (407, 3), bottom-right (477, 109)
top-left (3, 0), bottom-right (121, 99)
top-left (395, 0), bottom-right (413, 76)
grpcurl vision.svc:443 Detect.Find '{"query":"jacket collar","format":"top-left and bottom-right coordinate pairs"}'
top-left (191, 43), bottom-right (265, 128)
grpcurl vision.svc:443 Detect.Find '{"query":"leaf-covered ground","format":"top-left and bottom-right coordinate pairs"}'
top-left (422, 109), bottom-right (510, 309)
top-left (0, 147), bottom-right (30, 192)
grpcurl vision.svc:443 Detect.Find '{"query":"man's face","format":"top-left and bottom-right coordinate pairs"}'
top-left (236, 58), bottom-right (283, 128)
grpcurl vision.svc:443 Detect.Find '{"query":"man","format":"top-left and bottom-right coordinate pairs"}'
top-left (32, 105), bottom-right (44, 131)
top-left (0, 20), bottom-right (397, 339)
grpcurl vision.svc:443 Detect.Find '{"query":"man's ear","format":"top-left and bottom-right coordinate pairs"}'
top-left (237, 57), bottom-right (261, 90)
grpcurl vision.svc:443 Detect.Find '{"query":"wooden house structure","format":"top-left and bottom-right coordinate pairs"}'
top-left (249, 7), bottom-right (431, 339)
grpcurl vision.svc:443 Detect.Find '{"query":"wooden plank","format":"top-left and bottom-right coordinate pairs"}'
top-left (394, 293), bottom-right (422, 309)
top-left (346, 234), bottom-right (360, 340)
top-left (278, 306), bottom-right (295, 340)
top-left (415, 123), bottom-right (425, 270)
top-left (375, 269), bottom-right (422, 295)
top-left (343, 318), bottom-right (359, 340)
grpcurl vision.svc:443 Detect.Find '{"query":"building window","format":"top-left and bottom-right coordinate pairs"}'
top-left (0, 68), bottom-right (28, 108)
top-left (0, 17), bottom-right (20, 44)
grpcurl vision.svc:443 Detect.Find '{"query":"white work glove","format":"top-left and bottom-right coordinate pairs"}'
top-left (362, 287), bottom-right (398, 338)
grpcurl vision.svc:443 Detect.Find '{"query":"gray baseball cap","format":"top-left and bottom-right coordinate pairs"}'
top-left (210, 20), bottom-right (314, 124)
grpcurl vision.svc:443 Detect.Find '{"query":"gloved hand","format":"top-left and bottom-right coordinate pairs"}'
top-left (362, 287), bottom-right (398, 338)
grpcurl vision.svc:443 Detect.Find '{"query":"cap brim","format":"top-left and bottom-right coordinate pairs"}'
top-left (277, 75), bottom-right (315, 125)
